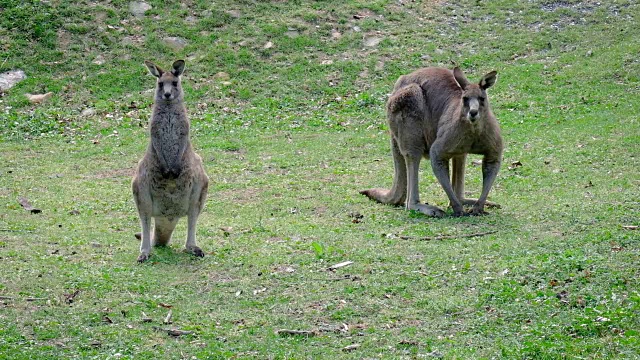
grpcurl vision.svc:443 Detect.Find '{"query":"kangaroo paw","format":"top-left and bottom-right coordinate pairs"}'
top-left (187, 246), bottom-right (205, 258)
top-left (137, 252), bottom-right (151, 263)
top-left (468, 207), bottom-right (489, 216)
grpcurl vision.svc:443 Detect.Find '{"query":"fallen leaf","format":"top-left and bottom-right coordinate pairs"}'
top-left (68, 209), bottom-right (80, 215)
top-left (26, 92), bottom-right (53, 104)
top-left (158, 302), bottom-right (172, 309)
top-left (622, 225), bottom-right (638, 230)
top-left (102, 316), bottom-right (113, 324)
top-left (164, 328), bottom-right (193, 337)
top-left (220, 227), bottom-right (233, 236)
top-left (253, 287), bottom-right (267, 295)
top-left (584, 181), bottom-right (594, 188)
top-left (399, 340), bottom-right (419, 346)
top-left (549, 279), bottom-right (559, 287)
top-left (18, 196), bottom-right (42, 214)
top-left (64, 289), bottom-right (80, 304)
top-left (328, 261), bottom-right (353, 271)
top-left (508, 161), bottom-right (523, 170)
top-left (472, 159), bottom-right (483, 166)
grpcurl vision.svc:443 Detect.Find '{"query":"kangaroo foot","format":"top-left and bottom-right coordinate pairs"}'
top-left (360, 188), bottom-right (404, 206)
top-left (460, 198), bottom-right (501, 209)
top-left (408, 203), bottom-right (446, 218)
top-left (186, 246), bottom-right (205, 258)
top-left (137, 252), bottom-right (151, 263)
top-left (468, 206), bottom-right (489, 216)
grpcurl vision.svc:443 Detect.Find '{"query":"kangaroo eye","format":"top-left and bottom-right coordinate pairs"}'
top-left (158, 82), bottom-right (164, 89)
top-left (478, 97), bottom-right (485, 103)
top-left (172, 81), bottom-right (178, 87)
top-left (463, 97), bottom-right (469, 104)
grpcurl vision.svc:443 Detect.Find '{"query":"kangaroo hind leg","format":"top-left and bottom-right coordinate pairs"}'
top-left (360, 137), bottom-right (407, 206)
top-left (185, 178), bottom-right (208, 257)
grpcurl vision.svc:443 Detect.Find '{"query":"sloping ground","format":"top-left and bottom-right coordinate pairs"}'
top-left (0, 0), bottom-right (639, 358)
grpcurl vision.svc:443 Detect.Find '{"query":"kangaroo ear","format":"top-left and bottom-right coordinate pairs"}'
top-left (453, 67), bottom-right (469, 90)
top-left (144, 61), bottom-right (163, 78)
top-left (171, 60), bottom-right (185, 77)
top-left (480, 71), bottom-right (497, 90)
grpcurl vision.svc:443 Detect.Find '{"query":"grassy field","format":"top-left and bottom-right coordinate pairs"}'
top-left (1, 0), bottom-right (639, 358)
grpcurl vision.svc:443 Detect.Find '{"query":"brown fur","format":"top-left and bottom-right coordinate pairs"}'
top-left (361, 66), bottom-right (503, 217)
top-left (132, 60), bottom-right (209, 262)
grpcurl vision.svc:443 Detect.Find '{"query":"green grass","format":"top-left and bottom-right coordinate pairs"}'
top-left (1, 0), bottom-right (639, 358)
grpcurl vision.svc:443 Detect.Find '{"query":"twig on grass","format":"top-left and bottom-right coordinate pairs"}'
top-left (398, 230), bottom-right (498, 241)
top-left (327, 261), bottom-right (353, 271)
top-left (276, 329), bottom-right (317, 337)
top-left (153, 327), bottom-right (194, 337)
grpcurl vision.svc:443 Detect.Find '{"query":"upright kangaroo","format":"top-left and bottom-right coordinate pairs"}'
top-left (361, 66), bottom-right (503, 217)
top-left (132, 59), bottom-right (209, 263)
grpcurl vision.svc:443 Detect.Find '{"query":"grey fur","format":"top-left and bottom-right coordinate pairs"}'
top-left (132, 60), bottom-right (209, 262)
top-left (361, 66), bottom-right (503, 217)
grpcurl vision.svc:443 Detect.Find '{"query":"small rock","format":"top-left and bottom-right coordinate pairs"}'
top-left (26, 92), bottom-right (53, 104)
top-left (353, 26), bottom-right (361, 32)
top-left (435, 48), bottom-right (445, 55)
top-left (129, 1), bottom-right (151, 17)
top-left (0, 70), bottom-right (27, 91)
top-left (164, 37), bottom-right (187, 50)
top-left (221, 81), bottom-right (232, 86)
top-left (81, 108), bottom-right (96, 117)
top-left (263, 41), bottom-right (273, 49)
top-left (331, 30), bottom-right (342, 40)
top-left (225, 9), bottom-right (241, 18)
top-left (93, 55), bottom-right (105, 65)
top-left (284, 30), bottom-right (299, 38)
top-left (363, 36), bottom-right (382, 47)
top-left (586, 50), bottom-right (593, 57)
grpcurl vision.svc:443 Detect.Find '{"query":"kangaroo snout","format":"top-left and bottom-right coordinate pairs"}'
top-left (164, 92), bottom-right (172, 100)
top-left (469, 109), bottom-right (479, 120)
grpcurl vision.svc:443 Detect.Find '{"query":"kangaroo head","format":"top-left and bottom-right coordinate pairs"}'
top-left (453, 67), bottom-right (497, 123)
top-left (144, 60), bottom-right (185, 102)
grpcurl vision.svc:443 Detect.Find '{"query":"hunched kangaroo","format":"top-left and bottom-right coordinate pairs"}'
top-left (361, 66), bottom-right (503, 217)
top-left (132, 59), bottom-right (209, 262)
